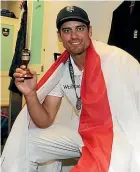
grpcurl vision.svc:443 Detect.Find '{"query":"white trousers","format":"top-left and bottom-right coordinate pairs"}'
top-left (28, 123), bottom-right (84, 172)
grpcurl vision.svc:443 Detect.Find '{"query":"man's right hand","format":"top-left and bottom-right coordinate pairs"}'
top-left (14, 65), bottom-right (63, 128)
top-left (13, 65), bottom-right (37, 97)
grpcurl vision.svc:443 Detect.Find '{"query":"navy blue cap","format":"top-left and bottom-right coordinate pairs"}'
top-left (56, 6), bottom-right (90, 29)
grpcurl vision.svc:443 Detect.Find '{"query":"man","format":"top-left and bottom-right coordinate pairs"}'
top-left (14, 5), bottom-right (90, 171)
top-left (2, 6), bottom-right (140, 172)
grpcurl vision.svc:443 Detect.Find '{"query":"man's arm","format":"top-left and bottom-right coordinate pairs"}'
top-left (14, 65), bottom-right (63, 128)
top-left (25, 93), bottom-right (62, 128)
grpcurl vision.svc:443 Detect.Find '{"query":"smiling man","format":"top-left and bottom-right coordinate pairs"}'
top-left (2, 5), bottom-right (140, 172)
top-left (57, 21), bottom-right (91, 70)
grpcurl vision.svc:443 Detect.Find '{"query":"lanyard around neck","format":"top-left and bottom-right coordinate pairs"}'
top-left (68, 56), bottom-right (82, 111)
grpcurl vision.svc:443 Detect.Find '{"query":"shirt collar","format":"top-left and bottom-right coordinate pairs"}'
top-left (69, 56), bottom-right (83, 76)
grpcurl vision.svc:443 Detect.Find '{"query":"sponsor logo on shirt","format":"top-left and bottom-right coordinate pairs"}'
top-left (63, 84), bottom-right (80, 89)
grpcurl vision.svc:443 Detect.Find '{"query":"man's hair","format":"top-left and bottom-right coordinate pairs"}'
top-left (56, 6), bottom-right (90, 31)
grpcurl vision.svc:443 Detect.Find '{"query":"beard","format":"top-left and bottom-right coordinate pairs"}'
top-left (63, 38), bottom-right (90, 56)
top-left (68, 44), bottom-right (87, 56)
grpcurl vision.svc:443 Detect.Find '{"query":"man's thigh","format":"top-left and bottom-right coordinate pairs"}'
top-left (28, 124), bottom-right (84, 163)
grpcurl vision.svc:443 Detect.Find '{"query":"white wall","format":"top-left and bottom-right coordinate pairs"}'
top-left (74, 1), bottom-right (122, 43)
top-left (42, 1), bottom-right (122, 70)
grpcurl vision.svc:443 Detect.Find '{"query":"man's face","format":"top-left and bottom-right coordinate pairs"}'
top-left (57, 21), bottom-right (92, 56)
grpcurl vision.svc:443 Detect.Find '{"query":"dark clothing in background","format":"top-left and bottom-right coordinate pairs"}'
top-left (108, 1), bottom-right (140, 63)
top-left (8, 1), bottom-right (27, 95)
top-left (0, 9), bottom-right (16, 18)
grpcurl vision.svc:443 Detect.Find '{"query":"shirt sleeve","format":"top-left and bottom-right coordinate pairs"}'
top-left (48, 82), bottom-right (64, 97)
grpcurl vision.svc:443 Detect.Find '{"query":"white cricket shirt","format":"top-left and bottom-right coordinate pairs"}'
top-left (48, 56), bottom-right (83, 115)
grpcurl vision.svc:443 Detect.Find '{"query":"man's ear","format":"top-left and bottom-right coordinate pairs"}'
top-left (57, 31), bottom-right (62, 42)
top-left (89, 26), bottom-right (92, 37)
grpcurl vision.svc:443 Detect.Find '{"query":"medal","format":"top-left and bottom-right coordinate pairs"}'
top-left (76, 98), bottom-right (82, 110)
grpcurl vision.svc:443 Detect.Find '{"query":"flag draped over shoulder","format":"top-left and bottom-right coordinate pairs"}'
top-left (36, 51), bottom-right (68, 89)
top-left (2, 40), bottom-right (113, 171)
top-left (38, 40), bottom-right (113, 171)
top-left (70, 41), bottom-right (113, 172)
top-left (1, 40), bottom-right (140, 172)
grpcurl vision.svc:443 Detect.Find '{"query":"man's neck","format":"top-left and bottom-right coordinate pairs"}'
top-left (71, 52), bottom-right (86, 71)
